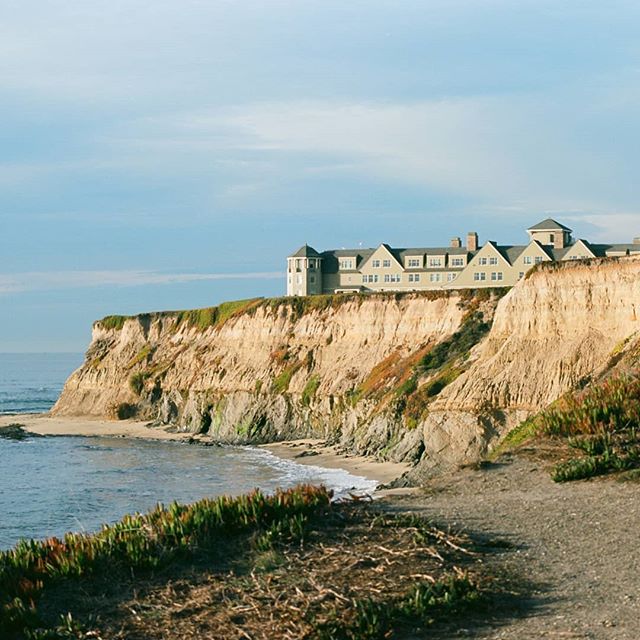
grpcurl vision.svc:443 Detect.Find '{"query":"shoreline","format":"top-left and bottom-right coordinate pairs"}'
top-left (1, 414), bottom-right (412, 490)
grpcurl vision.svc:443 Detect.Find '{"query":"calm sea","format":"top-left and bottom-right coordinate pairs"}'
top-left (0, 353), bottom-right (376, 550)
top-left (0, 352), bottom-right (83, 414)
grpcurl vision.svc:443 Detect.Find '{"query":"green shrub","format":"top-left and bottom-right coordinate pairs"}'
top-left (540, 375), bottom-right (640, 437)
top-left (419, 311), bottom-right (489, 373)
top-left (129, 371), bottom-right (150, 396)
top-left (301, 375), bottom-right (321, 406)
top-left (99, 315), bottom-right (128, 331)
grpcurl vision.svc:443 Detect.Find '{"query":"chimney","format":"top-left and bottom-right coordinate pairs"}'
top-left (466, 232), bottom-right (478, 252)
top-left (450, 237), bottom-right (462, 248)
top-left (553, 232), bottom-right (565, 250)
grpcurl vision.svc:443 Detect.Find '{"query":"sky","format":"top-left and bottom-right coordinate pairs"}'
top-left (1, 0), bottom-right (640, 352)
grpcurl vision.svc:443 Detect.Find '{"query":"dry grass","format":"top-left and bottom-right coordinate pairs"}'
top-left (28, 501), bottom-right (484, 640)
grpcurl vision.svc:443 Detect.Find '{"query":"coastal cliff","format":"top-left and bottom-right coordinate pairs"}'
top-left (53, 257), bottom-right (640, 472)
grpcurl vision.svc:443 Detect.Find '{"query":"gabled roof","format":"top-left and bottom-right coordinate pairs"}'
top-left (289, 244), bottom-right (321, 258)
top-left (527, 218), bottom-right (572, 232)
top-left (320, 249), bottom-right (374, 274)
top-left (359, 243), bottom-right (404, 270)
top-left (497, 245), bottom-right (526, 264)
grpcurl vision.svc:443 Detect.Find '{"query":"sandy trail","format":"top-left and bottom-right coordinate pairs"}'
top-left (388, 454), bottom-right (640, 639)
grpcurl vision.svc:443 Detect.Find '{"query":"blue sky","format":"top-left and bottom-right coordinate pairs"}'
top-left (1, 0), bottom-right (640, 351)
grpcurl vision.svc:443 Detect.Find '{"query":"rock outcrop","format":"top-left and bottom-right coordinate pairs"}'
top-left (53, 257), bottom-right (640, 474)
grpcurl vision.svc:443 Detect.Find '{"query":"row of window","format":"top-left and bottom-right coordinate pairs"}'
top-left (338, 256), bottom-right (470, 271)
top-left (473, 272), bottom-right (504, 282)
top-left (363, 273), bottom-right (457, 284)
top-left (289, 258), bottom-right (320, 272)
top-left (477, 256), bottom-right (499, 266)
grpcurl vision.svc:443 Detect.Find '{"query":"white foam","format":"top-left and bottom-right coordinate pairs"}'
top-left (240, 446), bottom-right (379, 500)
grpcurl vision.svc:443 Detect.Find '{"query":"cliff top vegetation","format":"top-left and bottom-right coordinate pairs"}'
top-left (95, 287), bottom-right (509, 333)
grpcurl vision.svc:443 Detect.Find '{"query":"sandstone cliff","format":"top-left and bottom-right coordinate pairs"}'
top-left (53, 257), bottom-right (640, 473)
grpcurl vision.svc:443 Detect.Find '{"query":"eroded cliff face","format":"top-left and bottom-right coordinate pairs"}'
top-left (54, 257), bottom-right (640, 474)
top-left (413, 256), bottom-right (640, 474)
top-left (54, 292), bottom-right (488, 464)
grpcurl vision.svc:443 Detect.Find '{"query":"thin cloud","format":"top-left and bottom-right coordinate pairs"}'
top-left (0, 270), bottom-right (284, 295)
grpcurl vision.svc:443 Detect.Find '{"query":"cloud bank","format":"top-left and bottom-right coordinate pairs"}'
top-left (0, 271), bottom-right (284, 295)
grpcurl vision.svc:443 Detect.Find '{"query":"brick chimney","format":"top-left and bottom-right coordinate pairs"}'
top-left (466, 232), bottom-right (478, 252)
top-left (450, 237), bottom-right (462, 248)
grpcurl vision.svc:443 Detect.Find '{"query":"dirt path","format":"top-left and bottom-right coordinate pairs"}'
top-left (385, 454), bottom-right (640, 639)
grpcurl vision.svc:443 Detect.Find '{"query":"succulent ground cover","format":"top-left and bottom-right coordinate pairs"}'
top-left (496, 374), bottom-right (640, 482)
top-left (1, 486), bottom-right (487, 639)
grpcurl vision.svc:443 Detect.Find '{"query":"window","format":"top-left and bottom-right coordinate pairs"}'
top-left (372, 259), bottom-right (381, 268)
top-left (450, 257), bottom-right (464, 267)
top-left (447, 273), bottom-right (456, 281)
top-left (430, 273), bottom-right (442, 282)
top-left (429, 257), bottom-right (442, 267)
top-left (390, 274), bottom-right (400, 283)
top-left (383, 259), bottom-right (391, 268)
top-left (534, 256), bottom-right (543, 264)
top-left (339, 258), bottom-right (354, 270)
top-left (407, 258), bottom-right (421, 268)
top-left (384, 274), bottom-right (390, 283)
top-left (523, 256), bottom-right (532, 265)
top-left (374, 275), bottom-right (379, 283)
top-left (408, 273), bottom-right (421, 283)
top-left (550, 234), bottom-right (555, 243)
top-left (473, 272), bottom-right (486, 281)
top-left (490, 272), bottom-right (503, 281)
top-left (518, 272), bottom-right (525, 279)
top-left (478, 257), bottom-right (488, 265)
top-left (309, 275), bottom-right (316, 284)
top-left (489, 257), bottom-right (498, 265)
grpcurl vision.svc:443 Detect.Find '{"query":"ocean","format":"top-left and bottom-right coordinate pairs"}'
top-left (0, 353), bottom-right (376, 550)
top-left (0, 352), bottom-right (83, 415)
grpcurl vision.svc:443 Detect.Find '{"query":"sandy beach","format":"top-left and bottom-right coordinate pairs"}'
top-left (262, 439), bottom-right (411, 487)
top-left (0, 413), bottom-right (191, 441)
top-left (1, 414), bottom-right (411, 487)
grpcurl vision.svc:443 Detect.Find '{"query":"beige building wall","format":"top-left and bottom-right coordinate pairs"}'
top-left (509, 242), bottom-right (552, 281)
top-left (448, 243), bottom-right (516, 288)
top-left (355, 245), bottom-right (460, 292)
top-left (562, 241), bottom-right (595, 261)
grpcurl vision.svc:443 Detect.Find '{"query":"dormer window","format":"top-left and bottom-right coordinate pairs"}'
top-left (339, 258), bottom-right (354, 270)
top-left (428, 257), bottom-right (443, 267)
top-left (406, 257), bottom-right (421, 268)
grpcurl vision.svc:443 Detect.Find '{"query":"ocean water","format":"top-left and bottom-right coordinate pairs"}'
top-left (0, 352), bottom-right (83, 414)
top-left (0, 354), bottom-right (377, 550)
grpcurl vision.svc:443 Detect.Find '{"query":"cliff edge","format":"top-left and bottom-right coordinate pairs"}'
top-left (53, 257), bottom-right (640, 473)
